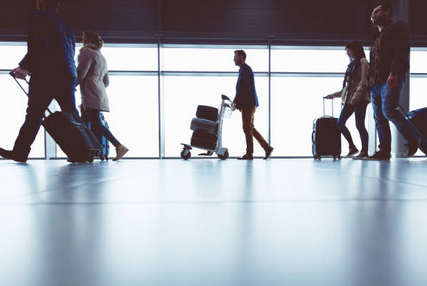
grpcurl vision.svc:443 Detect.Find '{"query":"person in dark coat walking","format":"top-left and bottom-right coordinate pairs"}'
top-left (0, 0), bottom-right (81, 162)
top-left (232, 50), bottom-right (273, 160)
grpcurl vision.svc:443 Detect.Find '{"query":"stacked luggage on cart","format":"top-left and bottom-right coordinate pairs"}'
top-left (190, 105), bottom-right (219, 151)
top-left (181, 94), bottom-right (231, 160)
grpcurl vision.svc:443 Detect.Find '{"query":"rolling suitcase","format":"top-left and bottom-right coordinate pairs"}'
top-left (82, 111), bottom-right (110, 161)
top-left (196, 105), bottom-right (218, 122)
top-left (399, 106), bottom-right (427, 155)
top-left (190, 118), bottom-right (218, 135)
top-left (312, 98), bottom-right (341, 160)
top-left (11, 73), bottom-right (102, 163)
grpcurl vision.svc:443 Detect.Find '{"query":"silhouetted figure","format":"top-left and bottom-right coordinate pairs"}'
top-left (232, 50), bottom-right (273, 160)
top-left (326, 41), bottom-right (370, 158)
top-left (77, 31), bottom-right (128, 161)
top-left (366, 4), bottom-right (420, 160)
top-left (0, 0), bottom-right (80, 162)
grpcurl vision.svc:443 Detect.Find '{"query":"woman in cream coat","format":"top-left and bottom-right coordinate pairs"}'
top-left (326, 41), bottom-right (370, 158)
top-left (77, 31), bottom-right (128, 161)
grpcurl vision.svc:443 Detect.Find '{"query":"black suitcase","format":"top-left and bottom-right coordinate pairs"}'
top-left (312, 98), bottom-right (341, 160)
top-left (399, 106), bottom-right (427, 155)
top-left (191, 130), bottom-right (218, 150)
top-left (196, 105), bottom-right (218, 122)
top-left (190, 118), bottom-right (218, 135)
top-left (82, 110), bottom-right (110, 161)
top-left (11, 73), bottom-right (102, 162)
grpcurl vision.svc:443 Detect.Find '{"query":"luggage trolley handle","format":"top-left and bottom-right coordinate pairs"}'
top-left (322, 96), bottom-right (335, 117)
top-left (9, 71), bottom-right (53, 116)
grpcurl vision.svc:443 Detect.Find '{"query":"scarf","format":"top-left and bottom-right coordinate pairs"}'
top-left (343, 58), bottom-right (360, 90)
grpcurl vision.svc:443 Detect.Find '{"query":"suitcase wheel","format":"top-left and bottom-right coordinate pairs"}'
top-left (181, 149), bottom-right (191, 160)
top-left (218, 151), bottom-right (229, 160)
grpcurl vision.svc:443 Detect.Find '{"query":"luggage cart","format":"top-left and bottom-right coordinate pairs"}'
top-left (181, 94), bottom-right (232, 160)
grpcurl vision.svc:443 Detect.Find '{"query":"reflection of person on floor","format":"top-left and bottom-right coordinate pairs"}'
top-left (232, 50), bottom-right (273, 160)
top-left (77, 31), bottom-right (128, 161)
top-left (366, 4), bottom-right (420, 160)
top-left (0, 0), bottom-right (81, 163)
top-left (325, 41), bottom-right (370, 158)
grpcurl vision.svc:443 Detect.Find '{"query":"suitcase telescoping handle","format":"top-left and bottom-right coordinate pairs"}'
top-left (322, 96), bottom-right (335, 117)
top-left (9, 71), bottom-right (53, 116)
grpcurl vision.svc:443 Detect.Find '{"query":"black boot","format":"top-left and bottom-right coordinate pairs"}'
top-left (0, 147), bottom-right (30, 163)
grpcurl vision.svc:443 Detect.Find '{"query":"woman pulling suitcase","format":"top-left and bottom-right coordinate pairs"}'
top-left (325, 41), bottom-right (370, 158)
top-left (77, 31), bottom-right (129, 161)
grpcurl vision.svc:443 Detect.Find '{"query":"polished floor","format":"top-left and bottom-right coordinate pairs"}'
top-left (1, 157), bottom-right (427, 286)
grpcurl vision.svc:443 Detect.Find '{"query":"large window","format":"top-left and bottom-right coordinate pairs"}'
top-left (162, 45), bottom-right (269, 157)
top-left (1, 42), bottom-right (426, 159)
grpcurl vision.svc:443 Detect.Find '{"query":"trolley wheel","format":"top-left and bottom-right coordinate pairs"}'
top-left (218, 151), bottom-right (229, 160)
top-left (87, 157), bottom-right (94, 163)
top-left (181, 149), bottom-right (191, 160)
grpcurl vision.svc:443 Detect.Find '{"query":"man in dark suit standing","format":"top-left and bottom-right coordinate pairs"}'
top-left (232, 50), bottom-right (273, 160)
top-left (0, 0), bottom-right (80, 162)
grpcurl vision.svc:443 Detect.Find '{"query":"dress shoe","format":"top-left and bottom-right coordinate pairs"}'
top-left (406, 137), bottom-right (421, 157)
top-left (355, 151), bottom-right (369, 158)
top-left (346, 145), bottom-right (359, 156)
top-left (0, 148), bottom-right (28, 163)
top-left (237, 154), bottom-right (253, 160)
top-left (364, 151), bottom-right (390, 161)
top-left (263, 146), bottom-right (274, 160)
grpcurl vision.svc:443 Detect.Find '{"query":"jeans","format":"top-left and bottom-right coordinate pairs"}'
top-left (13, 77), bottom-right (80, 154)
top-left (240, 106), bottom-right (269, 155)
top-left (337, 101), bottom-right (369, 152)
top-left (84, 108), bottom-right (120, 147)
top-left (371, 77), bottom-right (418, 154)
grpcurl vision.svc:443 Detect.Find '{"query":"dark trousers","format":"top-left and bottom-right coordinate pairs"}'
top-left (371, 77), bottom-right (419, 154)
top-left (83, 108), bottom-right (120, 147)
top-left (240, 106), bottom-right (269, 155)
top-left (13, 77), bottom-right (80, 156)
top-left (337, 101), bottom-right (369, 152)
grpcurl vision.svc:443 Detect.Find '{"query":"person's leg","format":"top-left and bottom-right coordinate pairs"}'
top-left (85, 109), bottom-right (121, 147)
top-left (354, 101), bottom-right (369, 152)
top-left (250, 107), bottom-right (273, 159)
top-left (337, 104), bottom-right (356, 148)
top-left (53, 77), bottom-right (81, 123)
top-left (240, 106), bottom-right (254, 158)
top-left (371, 83), bottom-right (392, 154)
top-left (251, 108), bottom-right (269, 150)
top-left (382, 77), bottom-right (420, 155)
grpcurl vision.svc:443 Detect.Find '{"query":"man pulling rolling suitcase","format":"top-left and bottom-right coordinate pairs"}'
top-left (0, 0), bottom-right (83, 163)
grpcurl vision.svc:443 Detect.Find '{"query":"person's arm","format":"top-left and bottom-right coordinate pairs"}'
top-left (388, 21), bottom-right (410, 88)
top-left (325, 91), bottom-right (342, 99)
top-left (76, 49), bottom-right (92, 86)
top-left (18, 12), bottom-right (49, 75)
top-left (103, 72), bottom-right (109, 88)
top-left (350, 58), bottom-right (369, 104)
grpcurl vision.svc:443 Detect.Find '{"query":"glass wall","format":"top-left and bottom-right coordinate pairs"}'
top-left (1, 42), bottom-right (426, 159)
top-left (162, 45), bottom-right (269, 157)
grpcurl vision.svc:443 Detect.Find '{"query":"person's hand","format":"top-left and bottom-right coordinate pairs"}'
top-left (387, 73), bottom-right (398, 89)
top-left (231, 102), bottom-right (237, 111)
top-left (11, 66), bottom-right (29, 79)
top-left (324, 94), bottom-right (333, 99)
